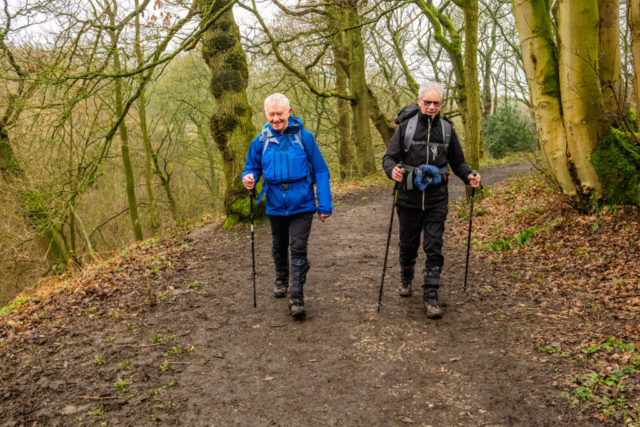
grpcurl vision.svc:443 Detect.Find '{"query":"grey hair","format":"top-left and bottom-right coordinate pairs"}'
top-left (264, 93), bottom-right (291, 110)
top-left (418, 82), bottom-right (444, 100)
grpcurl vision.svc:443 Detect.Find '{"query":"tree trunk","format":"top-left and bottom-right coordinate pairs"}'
top-left (558, 0), bottom-right (608, 197)
top-left (344, 1), bottom-right (376, 176)
top-left (108, 6), bottom-right (143, 241)
top-left (598, 0), bottom-right (622, 119)
top-left (161, 179), bottom-right (183, 227)
top-left (150, 150), bottom-right (183, 227)
top-left (512, 0), bottom-right (577, 198)
top-left (367, 88), bottom-right (395, 146)
top-left (334, 48), bottom-right (353, 180)
top-left (328, 3), bottom-right (353, 180)
top-left (135, 0), bottom-right (158, 234)
top-left (481, 21), bottom-right (497, 119)
top-left (629, 0), bottom-right (640, 111)
top-left (200, 0), bottom-right (257, 228)
top-left (461, 0), bottom-right (481, 172)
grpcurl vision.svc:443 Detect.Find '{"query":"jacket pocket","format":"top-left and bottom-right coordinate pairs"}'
top-left (287, 145), bottom-right (309, 182)
top-left (262, 148), bottom-right (277, 182)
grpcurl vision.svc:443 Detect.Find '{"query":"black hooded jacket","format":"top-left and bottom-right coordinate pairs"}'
top-left (382, 111), bottom-right (473, 209)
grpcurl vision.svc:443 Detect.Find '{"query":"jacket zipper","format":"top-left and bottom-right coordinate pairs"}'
top-left (423, 117), bottom-right (431, 211)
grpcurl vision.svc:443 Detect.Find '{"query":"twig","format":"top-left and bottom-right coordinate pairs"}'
top-left (79, 396), bottom-right (117, 400)
top-left (117, 343), bottom-right (163, 348)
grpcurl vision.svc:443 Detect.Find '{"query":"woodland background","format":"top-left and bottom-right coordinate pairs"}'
top-left (1, 0), bottom-right (638, 305)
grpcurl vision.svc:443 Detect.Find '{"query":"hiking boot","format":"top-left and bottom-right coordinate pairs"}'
top-left (423, 266), bottom-right (441, 318)
top-left (424, 301), bottom-right (442, 319)
top-left (289, 258), bottom-right (310, 319)
top-left (398, 283), bottom-right (412, 297)
top-left (398, 265), bottom-right (414, 297)
top-left (274, 279), bottom-right (288, 298)
top-left (289, 299), bottom-right (306, 319)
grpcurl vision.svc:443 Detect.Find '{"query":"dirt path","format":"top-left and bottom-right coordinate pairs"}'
top-left (2, 163), bottom-right (593, 426)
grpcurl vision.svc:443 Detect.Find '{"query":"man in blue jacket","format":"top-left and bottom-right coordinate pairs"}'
top-left (242, 93), bottom-right (332, 319)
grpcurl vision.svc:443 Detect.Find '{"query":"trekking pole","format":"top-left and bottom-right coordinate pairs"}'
top-left (377, 180), bottom-right (400, 311)
top-left (249, 189), bottom-right (257, 308)
top-left (463, 171), bottom-right (479, 292)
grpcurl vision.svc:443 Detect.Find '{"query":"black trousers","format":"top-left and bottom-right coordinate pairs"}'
top-left (396, 202), bottom-right (448, 272)
top-left (268, 212), bottom-right (314, 275)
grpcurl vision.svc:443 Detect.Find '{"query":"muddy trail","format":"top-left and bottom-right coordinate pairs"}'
top-left (1, 163), bottom-right (593, 427)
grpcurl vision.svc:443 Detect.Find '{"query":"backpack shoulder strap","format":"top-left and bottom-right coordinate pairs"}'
top-left (441, 119), bottom-right (452, 148)
top-left (403, 114), bottom-right (419, 152)
top-left (261, 128), bottom-right (277, 155)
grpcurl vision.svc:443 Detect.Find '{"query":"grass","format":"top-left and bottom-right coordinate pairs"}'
top-left (150, 333), bottom-right (164, 343)
top-left (188, 280), bottom-right (207, 289)
top-left (163, 346), bottom-right (182, 356)
top-left (0, 297), bottom-right (32, 316)
top-left (114, 378), bottom-right (131, 392)
top-left (160, 360), bottom-right (174, 373)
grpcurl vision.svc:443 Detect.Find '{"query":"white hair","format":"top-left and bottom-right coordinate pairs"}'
top-left (264, 93), bottom-right (291, 110)
top-left (418, 82), bottom-right (444, 100)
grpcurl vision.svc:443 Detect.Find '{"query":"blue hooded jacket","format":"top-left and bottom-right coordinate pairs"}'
top-left (242, 116), bottom-right (332, 216)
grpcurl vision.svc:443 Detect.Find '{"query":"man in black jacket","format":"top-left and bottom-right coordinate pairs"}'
top-left (382, 82), bottom-right (481, 319)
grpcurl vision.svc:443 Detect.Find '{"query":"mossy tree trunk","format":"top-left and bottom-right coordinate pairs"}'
top-left (456, 0), bottom-right (482, 173)
top-left (199, 0), bottom-right (257, 228)
top-left (513, 0), bottom-right (612, 207)
top-left (557, 0), bottom-right (608, 197)
top-left (598, 0), bottom-right (622, 120)
top-left (344, 1), bottom-right (376, 176)
top-left (328, 3), bottom-right (353, 181)
top-left (135, 0), bottom-right (158, 235)
top-left (629, 0), bottom-right (640, 112)
top-left (107, 3), bottom-right (144, 242)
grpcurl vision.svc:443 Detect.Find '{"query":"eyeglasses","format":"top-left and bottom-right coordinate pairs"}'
top-left (420, 99), bottom-right (441, 106)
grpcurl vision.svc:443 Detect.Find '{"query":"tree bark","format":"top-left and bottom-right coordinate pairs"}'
top-left (135, 0), bottom-right (158, 234)
top-left (629, 0), bottom-right (640, 112)
top-left (512, 0), bottom-right (576, 198)
top-left (328, 3), bottom-right (353, 180)
top-left (598, 0), bottom-right (622, 119)
top-left (558, 0), bottom-right (608, 197)
top-left (344, 1), bottom-right (376, 176)
top-left (460, 0), bottom-right (481, 172)
top-left (108, 4), bottom-right (144, 241)
top-left (199, 0), bottom-right (257, 228)
top-left (335, 50), bottom-right (353, 180)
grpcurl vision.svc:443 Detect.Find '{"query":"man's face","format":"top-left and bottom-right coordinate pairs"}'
top-left (264, 103), bottom-right (291, 132)
top-left (418, 88), bottom-right (442, 118)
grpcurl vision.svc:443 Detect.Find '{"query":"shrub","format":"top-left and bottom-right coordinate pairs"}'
top-left (483, 103), bottom-right (539, 159)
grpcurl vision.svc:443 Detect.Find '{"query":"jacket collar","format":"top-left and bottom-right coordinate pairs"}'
top-left (264, 116), bottom-right (304, 136)
top-left (418, 111), bottom-right (440, 127)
